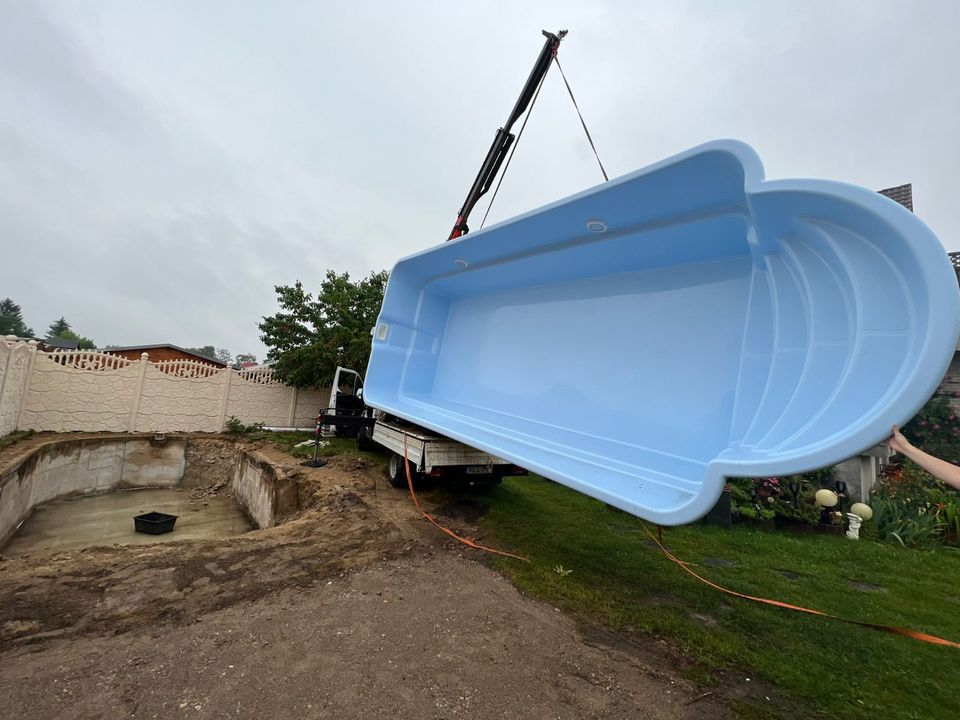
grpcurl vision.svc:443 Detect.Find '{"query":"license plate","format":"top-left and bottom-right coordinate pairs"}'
top-left (465, 466), bottom-right (493, 475)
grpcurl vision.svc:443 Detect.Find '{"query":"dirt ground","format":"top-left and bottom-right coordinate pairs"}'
top-left (0, 437), bottom-right (737, 719)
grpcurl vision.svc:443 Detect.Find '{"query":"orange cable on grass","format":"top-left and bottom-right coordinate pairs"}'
top-left (402, 434), bottom-right (529, 562)
top-left (640, 522), bottom-right (960, 649)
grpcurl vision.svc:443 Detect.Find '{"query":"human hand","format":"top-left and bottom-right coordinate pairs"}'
top-left (888, 424), bottom-right (912, 455)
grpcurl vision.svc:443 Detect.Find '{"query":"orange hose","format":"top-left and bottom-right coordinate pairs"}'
top-left (640, 522), bottom-right (960, 649)
top-left (402, 434), bottom-right (529, 562)
top-left (399, 438), bottom-right (952, 648)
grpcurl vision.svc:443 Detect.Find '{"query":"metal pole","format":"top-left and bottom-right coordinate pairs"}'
top-left (300, 411), bottom-right (328, 468)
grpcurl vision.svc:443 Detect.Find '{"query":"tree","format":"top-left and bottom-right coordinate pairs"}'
top-left (45, 317), bottom-right (95, 349)
top-left (183, 345), bottom-right (234, 364)
top-left (0, 298), bottom-right (33, 337)
top-left (52, 328), bottom-right (96, 349)
top-left (73, 333), bottom-right (97, 350)
top-left (259, 270), bottom-right (388, 387)
top-left (184, 345), bottom-right (217, 360)
top-left (235, 353), bottom-right (258, 365)
top-left (46, 317), bottom-right (71, 339)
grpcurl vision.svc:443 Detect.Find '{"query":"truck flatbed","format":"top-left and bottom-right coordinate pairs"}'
top-left (372, 416), bottom-right (512, 474)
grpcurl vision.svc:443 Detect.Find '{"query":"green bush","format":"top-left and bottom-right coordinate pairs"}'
top-left (870, 495), bottom-right (945, 548)
top-left (727, 478), bottom-right (773, 521)
top-left (727, 473), bottom-right (829, 526)
top-left (224, 415), bottom-right (264, 435)
top-left (870, 462), bottom-right (960, 547)
top-left (769, 481), bottom-right (823, 524)
top-left (0, 429), bottom-right (34, 450)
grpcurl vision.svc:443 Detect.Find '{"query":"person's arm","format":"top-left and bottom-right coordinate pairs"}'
top-left (889, 425), bottom-right (960, 491)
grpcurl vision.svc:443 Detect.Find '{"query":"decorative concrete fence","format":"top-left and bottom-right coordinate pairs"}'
top-left (0, 337), bottom-right (328, 435)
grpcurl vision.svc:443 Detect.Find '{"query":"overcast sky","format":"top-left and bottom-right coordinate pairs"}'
top-left (1, 1), bottom-right (958, 358)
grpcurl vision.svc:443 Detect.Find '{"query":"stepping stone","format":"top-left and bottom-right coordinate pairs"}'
top-left (644, 592), bottom-right (682, 607)
top-left (776, 570), bottom-right (801, 580)
top-left (704, 557), bottom-right (735, 567)
top-left (604, 522), bottom-right (641, 534)
top-left (690, 612), bottom-right (718, 627)
top-left (847, 580), bottom-right (888, 593)
top-left (639, 539), bottom-right (674, 552)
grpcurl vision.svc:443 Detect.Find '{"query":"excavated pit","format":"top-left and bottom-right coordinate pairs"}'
top-left (0, 435), bottom-right (295, 556)
top-left (0, 434), bottom-right (743, 719)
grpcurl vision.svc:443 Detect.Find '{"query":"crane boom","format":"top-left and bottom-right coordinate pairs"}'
top-left (447, 29), bottom-right (567, 241)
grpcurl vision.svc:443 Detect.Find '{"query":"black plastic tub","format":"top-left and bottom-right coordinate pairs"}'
top-left (133, 511), bottom-right (178, 535)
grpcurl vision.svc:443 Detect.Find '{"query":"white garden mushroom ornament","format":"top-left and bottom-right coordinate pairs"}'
top-left (846, 502), bottom-right (873, 540)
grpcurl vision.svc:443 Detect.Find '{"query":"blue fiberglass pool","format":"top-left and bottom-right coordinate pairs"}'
top-left (364, 140), bottom-right (960, 525)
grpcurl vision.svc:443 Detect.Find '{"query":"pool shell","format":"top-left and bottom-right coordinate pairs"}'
top-left (365, 140), bottom-right (959, 526)
top-left (0, 434), bottom-right (299, 550)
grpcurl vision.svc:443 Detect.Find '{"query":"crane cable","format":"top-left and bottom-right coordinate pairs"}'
top-left (479, 52), bottom-right (610, 230)
top-left (553, 56), bottom-right (609, 182)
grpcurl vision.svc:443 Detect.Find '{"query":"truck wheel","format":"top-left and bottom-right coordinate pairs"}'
top-left (357, 426), bottom-right (376, 452)
top-left (388, 452), bottom-right (417, 489)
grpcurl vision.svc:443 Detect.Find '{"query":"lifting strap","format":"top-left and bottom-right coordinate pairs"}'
top-left (554, 56), bottom-right (609, 182)
top-left (479, 53), bottom-right (610, 230)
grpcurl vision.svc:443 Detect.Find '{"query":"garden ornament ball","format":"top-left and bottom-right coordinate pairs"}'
top-left (815, 489), bottom-right (839, 508)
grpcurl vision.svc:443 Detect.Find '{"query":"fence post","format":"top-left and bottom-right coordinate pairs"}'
top-left (0, 337), bottom-right (16, 421)
top-left (219, 367), bottom-right (233, 432)
top-left (288, 386), bottom-right (298, 428)
top-left (128, 352), bottom-right (149, 432)
top-left (14, 340), bottom-right (38, 431)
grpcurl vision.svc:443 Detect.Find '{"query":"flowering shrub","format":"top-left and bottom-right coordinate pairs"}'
top-left (900, 391), bottom-right (960, 464)
top-left (727, 471), bottom-right (830, 525)
top-left (875, 390), bottom-right (960, 546)
top-left (727, 477), bottom-right (774, 521)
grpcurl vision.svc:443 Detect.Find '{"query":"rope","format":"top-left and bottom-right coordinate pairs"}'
top-left (402, 434), bottom-right (529, 562)
top-left (479, 71), bottom-right (548, 231)
top-left (554, 56), bottom-right (608, 182)
top-left (640, 522), bottom-right (960, 649)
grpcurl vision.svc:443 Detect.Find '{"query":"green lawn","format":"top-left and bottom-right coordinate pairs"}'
top-left (457, 475), bottom-right (960, 720)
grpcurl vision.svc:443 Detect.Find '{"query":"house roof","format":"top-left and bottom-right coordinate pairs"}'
top-left (98, 344), bottom-right (228, 366)
top-left (42, 338), bottom-right (80, 350)
top-left (878, 183), bottom-right (913, 212)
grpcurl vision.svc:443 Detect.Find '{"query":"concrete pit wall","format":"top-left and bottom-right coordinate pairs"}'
top-left (0, 434), bottom-right (299, 547)
top-left (231, 450), bottom-right (300, 529)
top-left (0, 435), bottom-right (188, 547)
